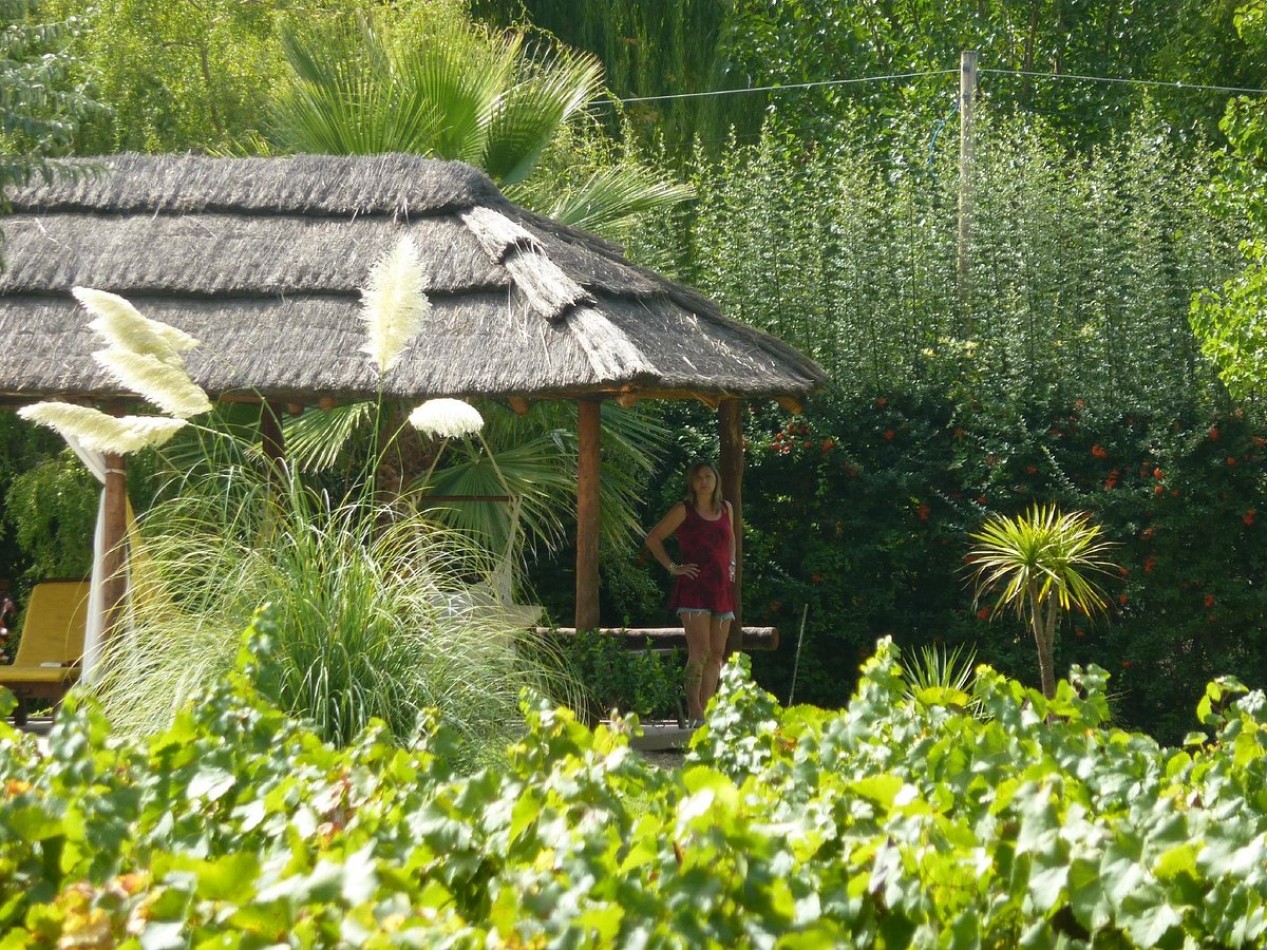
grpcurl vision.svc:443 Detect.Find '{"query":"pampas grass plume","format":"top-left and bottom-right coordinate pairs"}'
top-left (19, 403), bottom-right (187, 455)
top-left (74, 287), bottom-right (200, 365)
top-left (360, 234), bottom-right (430, 374)
top-left (409, 399), bottom-right (484, 438)
top-left (93, 350), bottom-right (213, 419)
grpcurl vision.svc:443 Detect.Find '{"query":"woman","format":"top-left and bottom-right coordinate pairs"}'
top-left (644, 460), bottom-right (736, 722)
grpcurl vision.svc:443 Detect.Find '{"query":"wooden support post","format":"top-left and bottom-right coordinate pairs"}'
top-left (719, 398), bottom-right (744, 654)
top-left (259, 399), bottom-right (286, 483)
top-left (101, 453), bottom-right (129, 645)
top-left (575, 398), bottom-right (602, 630)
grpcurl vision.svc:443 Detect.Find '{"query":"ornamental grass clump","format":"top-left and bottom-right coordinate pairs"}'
top-left (92, 462), bottom-right (566, 758)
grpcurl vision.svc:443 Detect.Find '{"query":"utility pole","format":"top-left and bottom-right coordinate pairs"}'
top-left (958, 50), bottom-right (978, 338)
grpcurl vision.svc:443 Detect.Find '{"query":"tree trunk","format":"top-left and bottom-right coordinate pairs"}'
top-left (1030, 588), bottom-right (1057, 701)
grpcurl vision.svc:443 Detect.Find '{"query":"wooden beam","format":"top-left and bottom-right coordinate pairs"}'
top-left (575, 398), bottom-right (602, 630)
top-left (534, 626), bottom-right (779, 652)
top-left (719, 398), bottom-right (745, 653)
top-left (776, 395), bottom-right (805, 415)
top-left (101, 453), bottom-right (129, 646)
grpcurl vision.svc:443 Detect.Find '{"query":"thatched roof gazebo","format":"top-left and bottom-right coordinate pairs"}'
top-left (0, 152), bottom-right (826, 637)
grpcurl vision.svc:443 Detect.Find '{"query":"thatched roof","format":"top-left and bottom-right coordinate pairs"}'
top-left (0, 153), bottom-right (826, 407)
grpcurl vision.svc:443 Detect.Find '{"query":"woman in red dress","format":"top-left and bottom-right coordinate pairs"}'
top-left (644, 460), bottom-right (735, 722)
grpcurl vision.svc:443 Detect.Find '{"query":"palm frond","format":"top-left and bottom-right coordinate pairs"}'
top-left (281, 402), bottom-right (377, 473)
top-left (535, 163), bottom-right (695, 233)
top-left (482, 42), bottom-right (603, 186)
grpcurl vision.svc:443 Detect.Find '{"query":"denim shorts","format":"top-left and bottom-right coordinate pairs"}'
top-left (677, 608), bottom-right (736, 621)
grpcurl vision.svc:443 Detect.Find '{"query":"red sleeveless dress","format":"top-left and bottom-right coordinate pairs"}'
top-left (668, 503), bottom-right (735, 614)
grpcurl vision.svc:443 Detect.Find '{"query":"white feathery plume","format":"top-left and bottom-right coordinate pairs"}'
top-left (73, 287), bottom-right (200, 365)
top-left (93, 349), bottom-right (213, 419)
top-left (408, 399), bottom-right (484, 438)
top-left (360, 234), bottom-right (430, 374)
top-left (19, 403), bottom-right (187, 455)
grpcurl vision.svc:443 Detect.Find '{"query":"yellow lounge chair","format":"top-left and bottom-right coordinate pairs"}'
top-left (0, 579), bottom-right (90, 726)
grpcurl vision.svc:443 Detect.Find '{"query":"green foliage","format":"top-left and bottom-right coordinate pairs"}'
top-left (606, 109), bottom-right (1263, 744)
top-left (0, 0), bottom-right (103, 190)
top-left (718, 0), bottom-right (1261, 146)
top-left (1191, 239), bottom-right (1267, 400)
top-left (471, 0), bottom-right (751, 161)
top-left (558, 629), bottom-right (682, 722)
top-left (11, 638), bottom-right (1267, 945)
top-left (3, 450), bottom-right (95, 583)
top-left (44, 0), bottom-right (286, 152)
top-left (669, 109), bottom-right (1241, 408)
top-left (726, 387), bottom-right (1267, 745)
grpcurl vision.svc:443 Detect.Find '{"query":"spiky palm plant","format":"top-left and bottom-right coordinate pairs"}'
top-left (967, 505), bottom-right (1116, 700)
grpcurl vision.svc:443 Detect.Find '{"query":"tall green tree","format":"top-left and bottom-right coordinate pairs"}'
top-left (44, 0), bottom-right (286, 153)
top-left (471, 0), bottom-right (754, 161)
top-left (0, 0), bottom-right (102, 191)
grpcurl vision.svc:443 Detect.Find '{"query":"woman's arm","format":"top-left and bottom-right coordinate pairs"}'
top-left (645, 502), bottom-right (695, 577)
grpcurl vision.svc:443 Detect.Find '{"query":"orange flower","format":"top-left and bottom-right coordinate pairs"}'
top-left (1154, 484), bottom-right (1165, 495)
top-left (884, 429), bottom-right (896, 441)
top-left (1074, 627), bottom-right (1086, 639)
top-left (917, 503), bottom-right (931, 521)
top-left (1209, 426), bottom-right (1220, 441)
top-left (1204, 594), bottom-right (1216, 609)
top-left (1153, 467), bottom-right (1164, 480)
top-left (1121, 659), bottom-right (1133, 669)
top-left (875, 396), bottom-right (888, 408)
top-left (976, 608), bottom-right (990, 621)
top-left (1118, 594), bottom-right (1130, 606)
top-left (1245, 509), bottom-right (1258, 526)
top-left (821, 438), bottom-right (835, 452)
top-left (1227, 456), bottom-right (1237, 466)
top-left (1143, 556), bottom-right (1156, 573)
top-left (1091, 444), bottom-right (1108, 458)
top-left (1025, 464), bottom-right (1038, 475)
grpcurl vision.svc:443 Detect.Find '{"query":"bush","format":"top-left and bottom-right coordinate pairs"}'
top-left (9, 634), bottom-right (1267, 946)
top-left (557, 628), bottom-right (683, 722)
top-left (738, 386), bottom-right (1267, 743)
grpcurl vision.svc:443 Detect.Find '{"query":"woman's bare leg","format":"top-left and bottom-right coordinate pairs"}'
top-left (700, 615), bottom-right (732, 709)
top-left (682, 611), bottom-right (711, 719)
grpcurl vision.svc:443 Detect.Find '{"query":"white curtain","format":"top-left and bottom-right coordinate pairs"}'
top-left (63, 437), bottom-right (111, 684)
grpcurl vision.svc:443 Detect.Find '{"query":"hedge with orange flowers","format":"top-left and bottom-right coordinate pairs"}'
top-left (729, 386), bottom-right (1267, 744)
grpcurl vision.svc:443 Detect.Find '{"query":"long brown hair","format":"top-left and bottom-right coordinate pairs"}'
top-left (683, 460), bottom-right (723, 512)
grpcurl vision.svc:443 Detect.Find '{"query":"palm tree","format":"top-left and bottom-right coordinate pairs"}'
top-left (268, 10), bottom-right (691, 237)
top-left (967, 505), bottom-right (1116, 700)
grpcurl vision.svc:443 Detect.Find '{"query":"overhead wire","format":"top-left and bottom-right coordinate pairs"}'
top-left (589, 65), bottom-right (1267, 112)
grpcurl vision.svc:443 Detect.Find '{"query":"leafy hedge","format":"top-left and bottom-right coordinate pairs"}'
top-left (7, 620), bottom-right (1267, 947)
top-left (740, 386), bottom-right (1267, 744)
